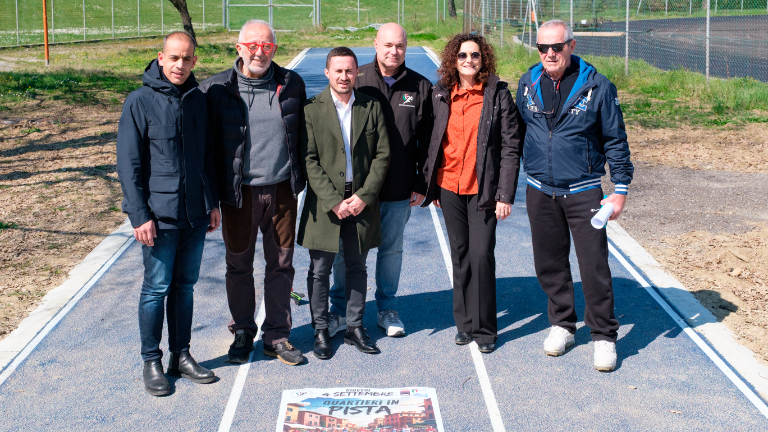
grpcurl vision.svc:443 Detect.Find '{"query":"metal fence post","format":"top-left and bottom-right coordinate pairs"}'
top-left (15, 0), bottom-right (19, 45)
top-left (203, 0), bottom-right (206, 31)
top-left (268, 0), bottom-right (273, 26)
top-left (706, 0), bottom-right (710, 83)
top-left (161, 0), bottom-right (164, 35)
top-left (625, 0), bottom-right (629, 76)
top-left (83, 0), bottom-right (86, 40)
top-left (358, 0), bottom-right (361, 22)
top-left (51, 0), bottom-right (55, 43)
top-left (570, 0), bottom-right (573, 28)
top-left (112, 0), bottom-right (115, 38)
top-left (436, 0), bottom-right (438, 23)
top-left (138, 0), bottom-right (141, 36)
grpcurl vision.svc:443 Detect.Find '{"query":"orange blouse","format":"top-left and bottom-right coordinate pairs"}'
top-left (436, 83), bottom-right (485, 195)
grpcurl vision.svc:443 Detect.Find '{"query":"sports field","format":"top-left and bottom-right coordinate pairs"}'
top-left (1, 46), bottom-right (767, 431)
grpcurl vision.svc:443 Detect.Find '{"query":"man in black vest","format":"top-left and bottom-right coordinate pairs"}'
top-left (200, 20), bottom-right (307, 366)
top-left (328, 23), bottom-right (433, 339)
top-left (117, 31), bottom-right (220, 396)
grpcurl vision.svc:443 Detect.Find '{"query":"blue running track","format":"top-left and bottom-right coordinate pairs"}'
top-left (0, 47), bottom-right (766, 431)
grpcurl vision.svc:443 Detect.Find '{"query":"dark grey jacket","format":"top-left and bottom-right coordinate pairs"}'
top-left (199, 61), bottom-right (306, 208)
top-left (116, 60), bottom-right (218, 229)
top-left (422, 74), bottom-right (523, 210)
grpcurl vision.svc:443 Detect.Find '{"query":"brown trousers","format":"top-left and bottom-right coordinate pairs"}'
top-left (221, 180), bottom-right (297, 345)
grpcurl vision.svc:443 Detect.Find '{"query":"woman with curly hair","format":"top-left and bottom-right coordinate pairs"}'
top-left (421, 33), bottom-right (523, 353)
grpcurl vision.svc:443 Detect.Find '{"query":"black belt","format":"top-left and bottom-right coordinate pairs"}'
top-left (344, 182), bottom-right (352, 193)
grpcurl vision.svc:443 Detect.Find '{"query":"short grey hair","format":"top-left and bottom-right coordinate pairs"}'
top-left (538, 19), bottom-right (574, 42)
top-left (238, 19), bottom-right (276, 43)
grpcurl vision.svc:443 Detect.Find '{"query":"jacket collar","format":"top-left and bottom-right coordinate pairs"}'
top-left (317, 86), bottom-right (371, 150)
top-left (372, 56), bottom-right (408, 83)
top-left (528, 55), bottom-right (595, 106)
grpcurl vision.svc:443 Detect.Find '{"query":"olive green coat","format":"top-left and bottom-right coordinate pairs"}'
top-left (297, 87), bottom-right (391, 253)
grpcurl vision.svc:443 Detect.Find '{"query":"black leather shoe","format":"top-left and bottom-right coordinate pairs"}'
top-left (478, 342), bottom-right (496, 353)
top-left (455, 332), bottom-right (473, 345)
top-left (313, 329), bottom-right (333, 360)
top-left (143, 359), bottom-right (170, 396)
top-left (344, 326), bottom-right (379, 354)
top-left (228, 330), bottom-right (254, 364)
top-left (168, 351), bottom-right (216, 384)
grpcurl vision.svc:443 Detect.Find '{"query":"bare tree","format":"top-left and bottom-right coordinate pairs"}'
top-left (448, 0), bottom-right (458, 18)
top-left (168, 0), bottom-right (197, 43)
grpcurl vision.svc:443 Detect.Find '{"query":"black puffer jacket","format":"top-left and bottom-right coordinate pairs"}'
top-left (199, 60), bottom-right (306, 207)
top-left (116, 60), bottom-right (218, 229)
top-left (422, 74), bottom-right (523, 210)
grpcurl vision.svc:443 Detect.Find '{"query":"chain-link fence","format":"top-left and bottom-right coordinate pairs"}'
top-left (0, 0), bottom-right (226, 47)
top-left (0, 0), bottom-right (452, 47)
top-left (464, 0), bottom-right (768, 81)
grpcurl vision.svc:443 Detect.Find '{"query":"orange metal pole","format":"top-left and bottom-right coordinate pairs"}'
top-left (42, 0), bottom-right (50, 65)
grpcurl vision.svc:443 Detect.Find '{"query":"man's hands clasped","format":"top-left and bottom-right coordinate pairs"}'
top-left (332, 194), bottom-right (367, 219)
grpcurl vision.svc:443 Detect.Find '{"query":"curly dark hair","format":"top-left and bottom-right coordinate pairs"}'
top-left (437, 33), bottom-right (497, 90)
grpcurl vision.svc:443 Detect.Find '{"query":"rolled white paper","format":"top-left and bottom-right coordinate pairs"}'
top-left (591, 203), bottom-right (614, 229)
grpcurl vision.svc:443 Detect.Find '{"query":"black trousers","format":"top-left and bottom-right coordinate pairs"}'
top-left (526, 186), bottom-right (619, 342)
top-left (440, 188), bottom-right (498, 344)
top-left (307, 217), bottom-right (369, 330)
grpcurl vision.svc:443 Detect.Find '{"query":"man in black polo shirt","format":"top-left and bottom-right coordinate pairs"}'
top-left (327, 23), bottom-right (433, 339)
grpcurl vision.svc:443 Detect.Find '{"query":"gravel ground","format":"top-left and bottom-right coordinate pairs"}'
top-left (613, 162), bottom-right (768, 245)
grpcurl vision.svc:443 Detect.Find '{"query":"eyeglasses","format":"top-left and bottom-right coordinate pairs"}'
top-left (536, 40), bottom-right (573, 54)
top-left (238, 41), bottom-right (276, 54)
top-left (457, 51), bottom-right (481, 61)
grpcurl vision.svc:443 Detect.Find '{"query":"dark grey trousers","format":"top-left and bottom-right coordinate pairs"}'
top-left (307, 219), bottom-right (369, 329)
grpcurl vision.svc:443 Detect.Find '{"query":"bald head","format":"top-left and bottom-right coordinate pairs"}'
top-left (374, 23), bottom-right (407, 76)
top-left (162, 31), bottom-right (195, 53)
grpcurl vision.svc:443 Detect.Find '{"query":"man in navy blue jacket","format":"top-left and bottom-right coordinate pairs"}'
top-left (517, 20), bottom-right (634, 372)
top-left (117, 32), bottom-right (220, 396)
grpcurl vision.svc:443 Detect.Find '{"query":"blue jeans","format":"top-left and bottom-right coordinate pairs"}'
top-left (138, 227), bottom-right (206, 362)
top-left (330, 199), bottom-right (411, 316)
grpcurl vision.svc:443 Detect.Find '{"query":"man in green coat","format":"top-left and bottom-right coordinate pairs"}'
top-left (297, 47), bottom-right (390, 360)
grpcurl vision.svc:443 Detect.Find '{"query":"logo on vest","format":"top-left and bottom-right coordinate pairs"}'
top-left (399, 93), bottom-right (415, 107)
top-left (526, 94), bottom-right (539, 112)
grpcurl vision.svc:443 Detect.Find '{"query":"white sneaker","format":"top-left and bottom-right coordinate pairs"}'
top-left (593, 341), bottom-right (617, 371)
top-left (377, 310), bottom-right (405, 337)
top-left (328, 311), bottom-right (347, 337)
top-left (543, 325), bottom-right (575, 356)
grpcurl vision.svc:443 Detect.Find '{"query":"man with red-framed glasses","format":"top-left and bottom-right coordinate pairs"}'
top-left (200, 19), bottom-right (307, 366)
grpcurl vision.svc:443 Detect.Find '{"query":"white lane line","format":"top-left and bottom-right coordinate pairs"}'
top-left (218, 186), bottom-right (307, 432)
top-left (0, 235), bottom-right (133, 387)
top-left (429, 205), bottom-right (507, 432)
top-left (608, 242), bottom-right (768, 418)
top-left (217, 301), bottom-right (267, 432)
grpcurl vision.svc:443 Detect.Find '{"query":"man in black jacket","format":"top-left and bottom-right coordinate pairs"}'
top-left (328, 23), bottom-right (433, 339)
top-left (117, 32), bottom-right (220, 396)
top-left (199, 20), bottom-right (307, 366)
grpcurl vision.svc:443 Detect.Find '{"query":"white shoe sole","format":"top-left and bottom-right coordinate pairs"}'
top-left (594, 362), bottom-right (616, 371)
top-left (378, 324), bottom-right (405, 337)
top-left (544, 339), bottom-right (575, 357)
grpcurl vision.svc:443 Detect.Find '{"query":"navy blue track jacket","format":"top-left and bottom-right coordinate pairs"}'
top-left (516, 56), bottom-right (633, 197)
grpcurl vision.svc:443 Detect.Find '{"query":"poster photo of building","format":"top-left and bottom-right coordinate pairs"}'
top-left (276, 387), bottom-right (444, 432)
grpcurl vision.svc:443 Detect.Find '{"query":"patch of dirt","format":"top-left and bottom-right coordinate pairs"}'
top-left (0, 99), bottom-right (124, 340)
top-left (645, 228), bottom-right (768, 362)
top-left (617, 123), bottom-right (768, 365)
top-left (628, 123), bottom-right (768, 174)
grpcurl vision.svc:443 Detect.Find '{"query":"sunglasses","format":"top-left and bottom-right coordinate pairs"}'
top-left (239, 41), bottom-right (276, 54)
top-left (457, 51), bottom-right (481, 61)
top-left (536, 40), bottom-right (573, 54)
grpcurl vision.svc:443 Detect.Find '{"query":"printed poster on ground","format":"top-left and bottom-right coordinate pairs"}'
top-left (277, 387), bottom-right (444, 432)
